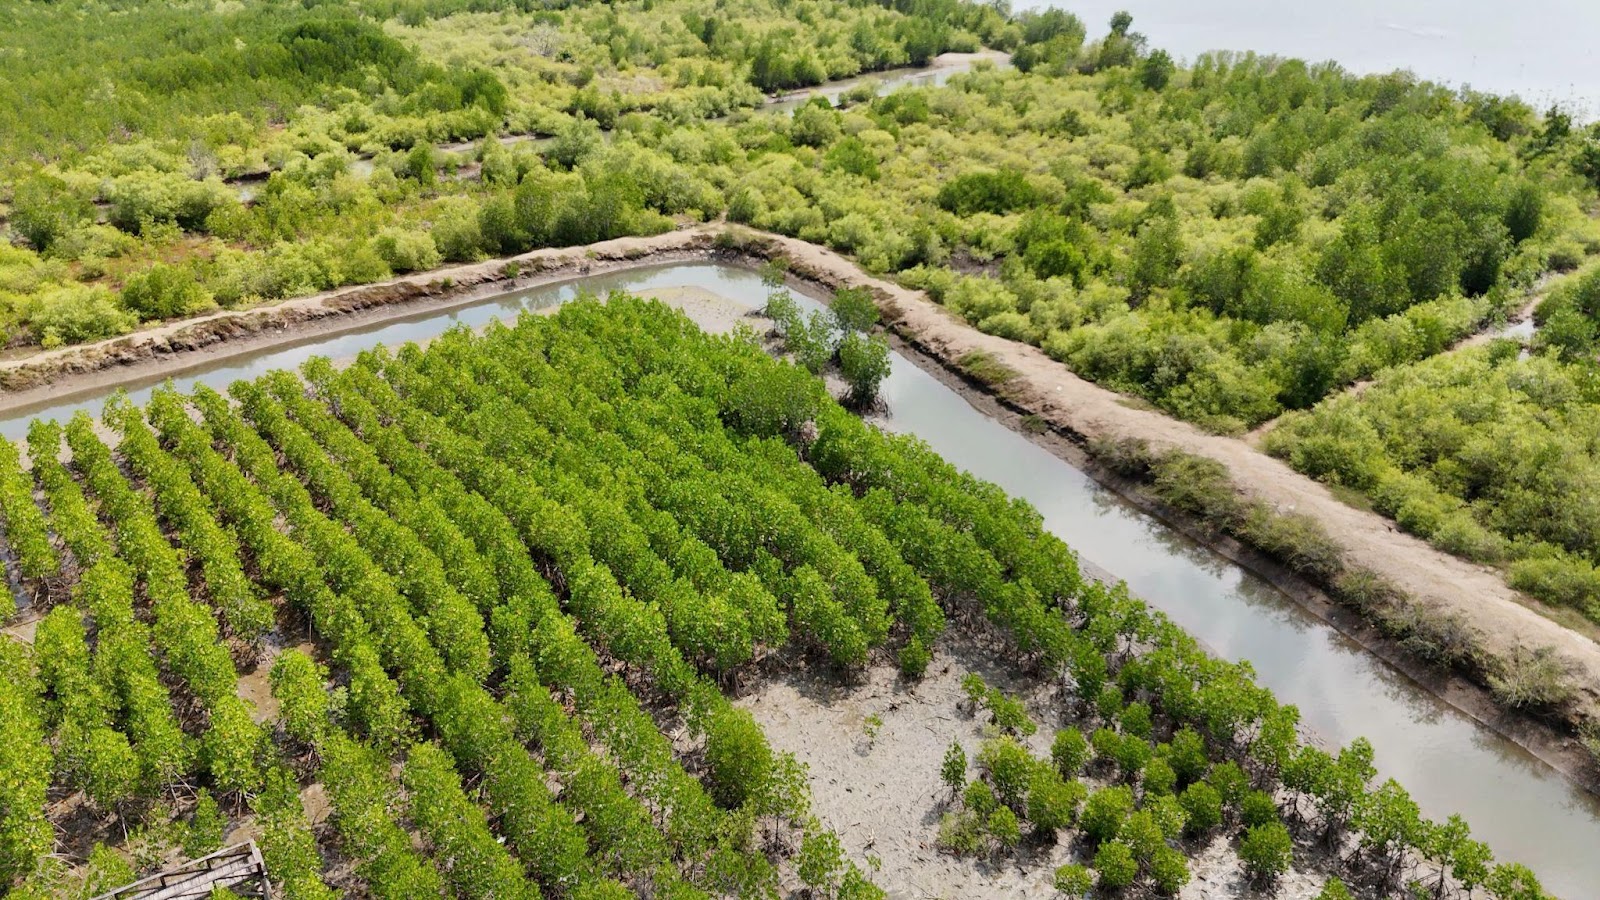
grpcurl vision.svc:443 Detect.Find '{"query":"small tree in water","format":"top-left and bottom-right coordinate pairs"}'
top-left (838, 332), bottom-right (890, 408)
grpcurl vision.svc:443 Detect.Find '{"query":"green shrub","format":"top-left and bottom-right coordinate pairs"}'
top-left (987, 805), bottom-right (1022, 851)
top-left (838, 332), bottom-right (891, 408)
top-left (1025, 768), bottom-right (1084, 833)
top-left (1240, 821), bottom-right (1294, 882)
top-left (941, 741), bottom-right (967, 795)
top-left (1150, 845), bottom-right (1189, 895)
top-left (1092, 840), bottom-right (1138, 890)
top-left (120, 263), bottom-right (215, 321)
top-left (704, 706), bottom-right (773, 808)
top-left (26, 284), bottom-right (137, 347)
top-left (431, 201), bottom-right (485, 262)
top-left (1051, 727), bottom-right (1091, 778)
top-left (936, 810), bottom-right (985, 856)
top-left (1118, 808), bottom-right (1164, 862)
top-left (1141, 756), bottom-right (1176, 795)
top-left (1178, 782), bottom-right (1222, 835)
top-left (374, 229), bottom-right (442, 273)
top-left (1240, 789), bottom-right (1279, 828)
top-left (936, 169), bottom-right (1039, 216)
top-left (977, 736), bottom-right (1035, 809)
top-left (1207, 761), bottom-right (1249, 808)
top-left (1164, 728), bottom-right (1209, 787)
top-left (797, 830), bottom-right (845, 893)
top-left (185, 789), bottom-right (226, 858)
top-left (1316, 877), bottom-right (1354, 900)
top-left (1509, 557), bottom-right (1600, 613)
top-left (1080, 785), bottom-right (1133, 845)
top-left (831, 286), bottom-right (880, 332)
top-left (1118, 701), bottom-right (1152, 739)
top-left (963, 779), bottom-right (997, 818)
top-left (1053, 862), bottom-right (1095, 896)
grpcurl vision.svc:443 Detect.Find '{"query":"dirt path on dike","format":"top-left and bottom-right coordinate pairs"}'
top-left (5, 222), bottom-right (1599, 730)
top-left (754, 231), bottom-right (1600, 728)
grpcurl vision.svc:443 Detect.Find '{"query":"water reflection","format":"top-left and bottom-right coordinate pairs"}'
top-left (766, 51), bottom-right (1011, 115)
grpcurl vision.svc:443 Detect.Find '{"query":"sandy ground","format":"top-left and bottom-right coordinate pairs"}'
top-left (740, 637), bottom-right (1332, 900)
top-left (635, 285), bottom-right (768, 335)
top-left (0, 230), bottom-right (726, 401)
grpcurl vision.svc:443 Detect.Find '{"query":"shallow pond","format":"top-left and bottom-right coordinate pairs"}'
top-left (5, 262), bottom-right (1598, 896)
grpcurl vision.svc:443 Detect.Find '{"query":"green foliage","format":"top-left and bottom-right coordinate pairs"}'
top-left (1240, 789), bottom-right (1279, 829)
top-left (1025, 768), bottom-right (1084, 833)
top-left (1080, 784), bottom-right (1134, 845)
top-left (838, 332), bottom-right (892, 408)
top-left (705, 705), bottom-right (774, 808)
top-left (936, 809), bottom-right (986, 856)
top-left (1050, 727), bottom-right (1092, 778)
top-left (831, 286), bottom-right (880, 333)
top-left (1150, 845), bottom-right (1189, 894)
top-left (1053, 862), bottom-right (1094, 896)
top-left (374, 230), bottom-right (442, 273)
top-left (1265, 340), bottom-right (1600, 624)
top-left (120, 261), bottom-right (216, 320)
top-left (1177, 781), bottom-right (1222, 835)
top-left (185, 790), bottom-right (227, 858)
top-left (977, 736), bottom-right (1035, 809)
top-left (81, 844), bottom-right (136, 899)
top-left (797, 829), bottom-right (845, 894)
top-left (962, 779), bottom-right (997, 818)
top-left (1240, 821), bottom-right (1294, 882)
top-left (1092, 840), bottom-right (1138, 890)
top-left (11, 175), bottom-right (93, 251)
top-left (270, 650), bottom-right (331, 749)
top-left (1316, 878), bottom-right (1354, 900)
top-left (24, 284), bottom-right (137, 348)
top-left (961, 674), bottom-right (1037, 736)
top-left (987, 805), bottom-right (1021, 850)
top-left (940, 740), bottom-right (967, 794)
top-left (937, 169), bottom-right (1040, 216)
top-left (0, 234), bottom-right (1562, 898)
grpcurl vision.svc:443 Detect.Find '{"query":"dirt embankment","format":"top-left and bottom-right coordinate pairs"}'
top-left (748, 230), bottom-right (1600, 733)
top-left (8, 221), bottom-right (1600, 745)
top-left (0, 228), bottom-right (723, 406)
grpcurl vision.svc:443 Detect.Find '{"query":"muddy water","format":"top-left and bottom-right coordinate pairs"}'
top-left (4, 262), bottom-right (1597, 894)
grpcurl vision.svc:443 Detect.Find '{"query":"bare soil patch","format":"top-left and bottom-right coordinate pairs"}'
top-left (739, 636), bottom-right (1335, 900)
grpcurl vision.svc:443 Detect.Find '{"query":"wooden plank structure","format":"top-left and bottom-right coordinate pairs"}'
top-left (91, 841), bottom-right (270, 900)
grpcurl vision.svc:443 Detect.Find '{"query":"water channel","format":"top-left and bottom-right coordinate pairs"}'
top-left (3, 261), bottom-right (1597, 895)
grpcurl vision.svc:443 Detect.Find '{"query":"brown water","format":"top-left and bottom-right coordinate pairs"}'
top-left (5, 262), bottom-right (1597, 895)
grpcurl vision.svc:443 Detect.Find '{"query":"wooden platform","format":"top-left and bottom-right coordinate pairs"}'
top-left (92, 841), bottom-right (270, 900)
